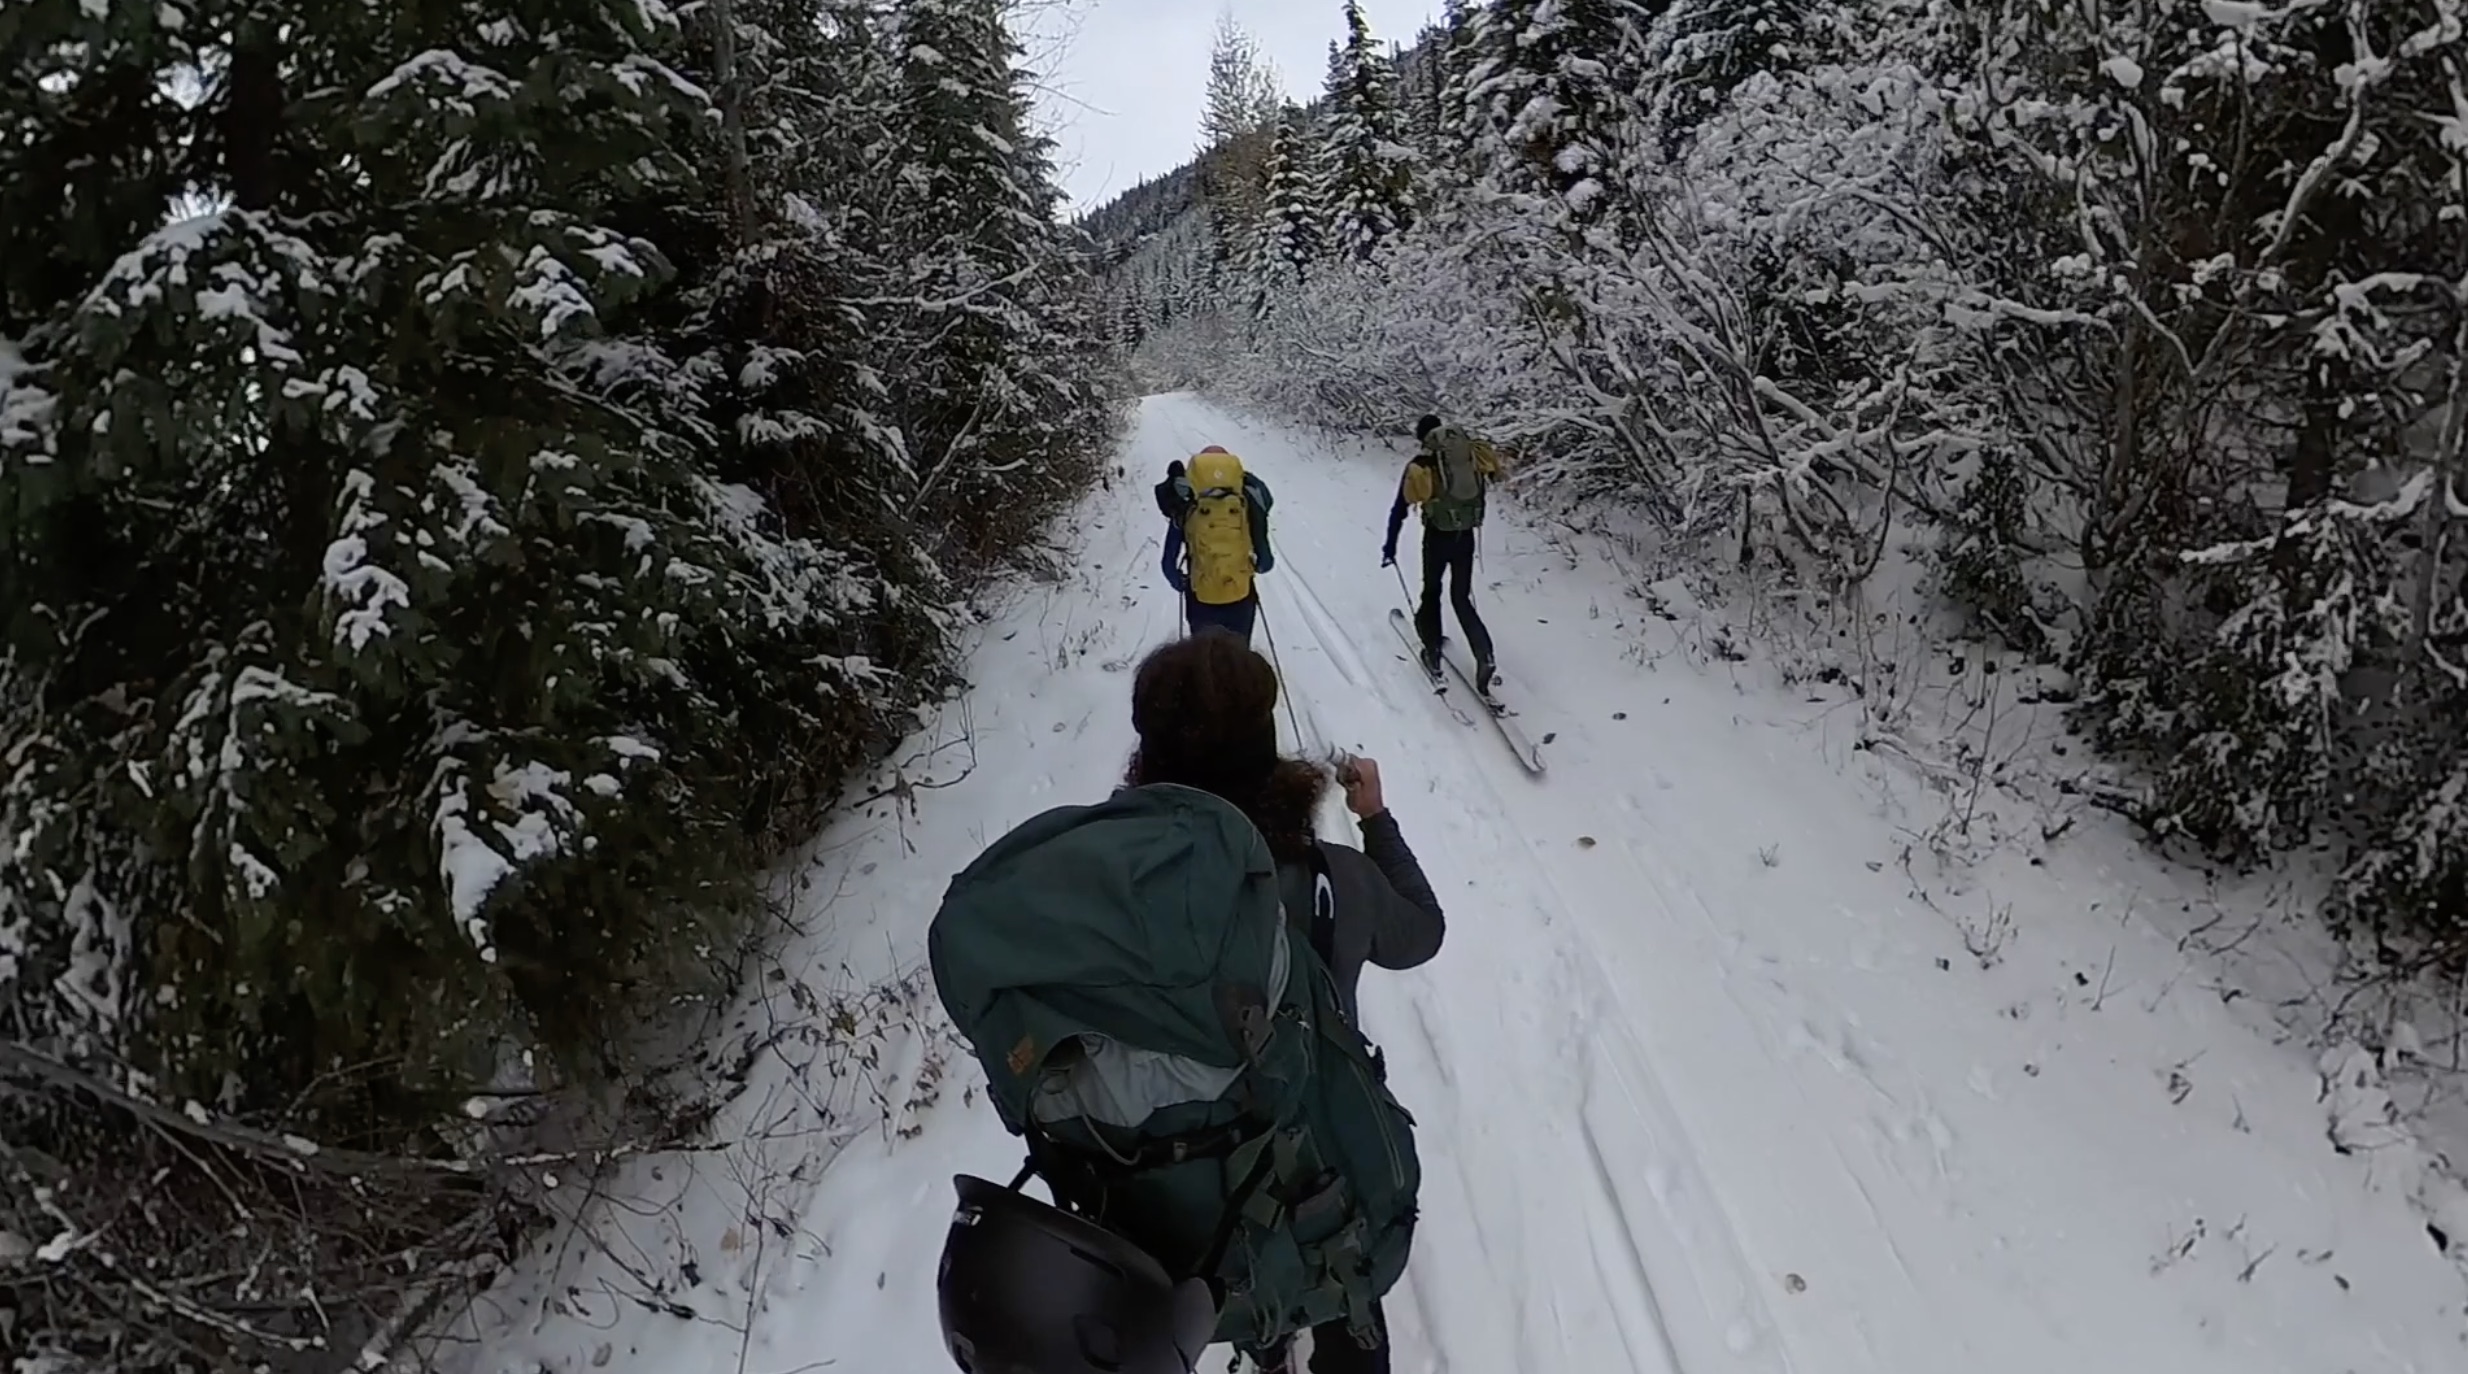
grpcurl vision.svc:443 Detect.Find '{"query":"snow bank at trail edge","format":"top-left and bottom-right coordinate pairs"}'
top-left (445, 393), bottom-right (2467, 1374)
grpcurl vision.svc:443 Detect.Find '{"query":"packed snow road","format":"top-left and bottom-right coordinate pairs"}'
top-left (454, 393), bottom-right (2465, 1374)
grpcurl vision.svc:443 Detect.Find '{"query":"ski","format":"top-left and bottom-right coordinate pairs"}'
top-left (1437, 637), bottom-right (1547, 775)
top-left (1388, 609), bottom-right (1476, 727)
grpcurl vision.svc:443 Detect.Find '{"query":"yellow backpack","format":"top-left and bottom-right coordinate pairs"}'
top-left (1182, 448), bottom-right (1256, 606)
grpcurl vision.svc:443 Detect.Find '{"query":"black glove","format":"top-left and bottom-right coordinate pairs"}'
top-left (1380, 544), bottom-right (1396, 567)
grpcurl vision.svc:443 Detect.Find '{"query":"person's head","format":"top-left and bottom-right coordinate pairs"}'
top-left (1126, 632), bottom-right (1327, 861)
top-left (1166, 458), bottom-right (1185, 478)
top-left (1415, 414), bottom-right (1441, 443)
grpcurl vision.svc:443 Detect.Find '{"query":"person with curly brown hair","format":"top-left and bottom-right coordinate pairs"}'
top-left (1127, 631), bottom-right (1444, 1026)
top-left (1126, 632), bottom-right (1444, 1373)
top-left (928, 631), bottom-right (1447, 1374)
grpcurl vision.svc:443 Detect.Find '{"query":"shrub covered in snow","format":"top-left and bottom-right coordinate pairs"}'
top-left (0, 0), bottom-right (1117, 1367)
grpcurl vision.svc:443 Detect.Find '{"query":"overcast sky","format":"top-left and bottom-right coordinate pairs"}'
top-left (1019, 0), bottom-right (1441, 214)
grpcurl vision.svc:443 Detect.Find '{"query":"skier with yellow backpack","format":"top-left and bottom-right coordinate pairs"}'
top-left (1156, 447), bottom-right (1275, 645)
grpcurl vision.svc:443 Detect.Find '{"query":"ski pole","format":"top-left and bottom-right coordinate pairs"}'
top-left (1391, 557), bottom-right (1442, 661)
top-left (1254, 595), bottom-right (1308, 752)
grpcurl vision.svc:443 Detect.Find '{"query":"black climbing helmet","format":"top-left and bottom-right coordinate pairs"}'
top-left (1414, 414), bottom-right (1441, 441)
top-left (936, 1174), bottom-right (1219, 1374)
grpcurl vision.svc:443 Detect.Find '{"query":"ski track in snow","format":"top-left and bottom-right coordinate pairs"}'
top-left (451, 393), bottom-right (2468, 1374)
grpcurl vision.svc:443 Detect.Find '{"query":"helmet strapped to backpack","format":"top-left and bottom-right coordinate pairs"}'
top-left (937, 1172), bottom-right (1218, 1374)
top-left (930, 784), bottom-right (1420, 1368)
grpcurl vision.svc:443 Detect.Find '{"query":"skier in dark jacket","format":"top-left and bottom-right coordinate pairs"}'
top-left (1383, 415), bottom-right (1503, 696)
top-left (1123, 631), bottom-right (1444, 1373)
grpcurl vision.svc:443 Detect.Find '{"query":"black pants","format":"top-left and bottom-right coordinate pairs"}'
top-left (1413, 527), bottom-right (1493, 664)
top-left (1262, 1303), bottom-right (1390, 1374)
top-left (1186, 592), bottom-right (1258, 645)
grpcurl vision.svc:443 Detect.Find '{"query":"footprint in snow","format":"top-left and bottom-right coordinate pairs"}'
top-left (1968, 1064), bottom-right (1999, 1100)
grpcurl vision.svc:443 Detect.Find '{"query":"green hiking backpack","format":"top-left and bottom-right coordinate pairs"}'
top-left (928, 783), bottom-right (1420, 1361)
top-left (1422, 425), bottom-right (1487, 534)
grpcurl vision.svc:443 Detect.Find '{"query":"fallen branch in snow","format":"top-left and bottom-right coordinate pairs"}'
top-left (0, 1041), bottom-right (480, 1182)
top-left (2, 1061), bottom-right (525, 1373)
top-left (0, 1042), bottom-right (759, 1179)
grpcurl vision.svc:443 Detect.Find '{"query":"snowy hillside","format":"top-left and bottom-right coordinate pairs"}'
top-left (449, 394), bottom-right (2467, 1374)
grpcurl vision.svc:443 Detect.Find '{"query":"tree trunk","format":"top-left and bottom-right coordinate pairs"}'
top-left (710, 0), bottom-right (756, 244)
top-left (221, 33), bottom-right (283, 212)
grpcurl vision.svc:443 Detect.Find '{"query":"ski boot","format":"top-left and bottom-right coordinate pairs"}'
top-left (1475, 653), bottom-right (1498, 698)
top-left (1419, 641), bottom-right (1443, 681)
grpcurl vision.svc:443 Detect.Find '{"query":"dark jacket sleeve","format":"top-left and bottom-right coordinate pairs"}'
top-left (1383, 482), bottom-right (1410, 554)
top-left (1351, 810), bottom-right (1444, 970)
top-left (1246, 474), bottom-right (1274, 573)
top-left (1160, 521), bottom-right (1185, 586)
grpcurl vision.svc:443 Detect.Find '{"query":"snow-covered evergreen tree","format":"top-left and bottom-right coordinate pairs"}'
top-left (1649, 0), bottom-right (1815, 149)
top-left (1199, 10), bottom-right (1284, 266)
top-left (889, 0), bottom-right (1113, 554)
top-left (1396, 24), bottom-right (1447, 155)
top-left (1320, 1), bottom-right (1419, 260)
top-left (1254, 104), bottom-right (1329, 286)
top-left (1429, 0), bottom-right (1492, 184)
top-left (0, 0), bottom-right (1118, 1361)
top-left (1468, 0), bottom-right (1643, 222)
top-left (0, 0), bottom-right (749, 1120)
top-left (0, 1), bottom-right (762, 1358)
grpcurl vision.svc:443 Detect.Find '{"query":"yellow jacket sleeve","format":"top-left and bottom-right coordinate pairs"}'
top-left (1474, 440), bottom-right (1503, 477)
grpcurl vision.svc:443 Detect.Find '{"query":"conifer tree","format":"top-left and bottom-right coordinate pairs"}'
top-left (1320, 0), bottom-right (1419, 260)
top-left (1199, 9), bottom-right (1284, 262)
top-left (1650, 0), bottom-right (1813, 149)
top-left (1253, 104), bottom-right (1328, 286)
top-left (0, 0), bottom-right (757, 1123)
top-left (1469, 0), bottom-right (1637, 221)
top-left (0, 0), bottom-right (1117, 1359)
top-left (889, 0), bottom-right (1110, 553)
top-left (1430, 0), bottom-right (1492, 184)
top-left (0, 0), bottom-right (850, 1360)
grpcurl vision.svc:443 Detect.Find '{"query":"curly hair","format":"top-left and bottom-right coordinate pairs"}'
top-left (1124, 631), bottom-right (1328, 862)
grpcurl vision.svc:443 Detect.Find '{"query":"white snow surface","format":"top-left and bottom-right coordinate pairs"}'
top-left (450, 394), bottom-right (2467, 1374)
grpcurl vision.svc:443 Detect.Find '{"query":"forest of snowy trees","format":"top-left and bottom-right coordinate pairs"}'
top-left (0, 1), bottom-right (1117, 1366)
top-left (1097, 1), bottom-right (2468, 982)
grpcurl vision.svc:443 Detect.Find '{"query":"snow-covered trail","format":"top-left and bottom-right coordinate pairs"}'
top-left (455, 393), bottom-right (2464, 1374)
